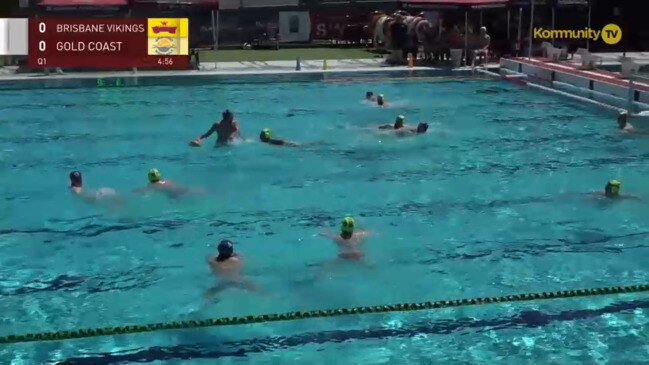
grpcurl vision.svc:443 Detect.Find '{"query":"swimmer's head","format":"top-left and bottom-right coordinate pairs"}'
top-left (618, 111), bottom-right (628, 128)
top-left (222, 109), bottom-right (234, 122)
top-left (217, 239), bottom-right (234, 260)
top-left (341, 216), bottom-right (355, 235)
top-left (366, 91), bottom-right (374, 99)
top-left (417, 122), bottom-right (429, 133)
top-left (480, 26), bottom-right (487, 35)
top-left (394, 115), bottom-right (405, 129)
top-left (377, 94), bottom-right (385, 106)
top-left (605, 179), bottom-right (621, 197)
top-left (260, 128), bottom-right (271, 142)
top-left (148, 168), bottom-right (161, 183)
top-left (69, 171), bottom-right (82, 187)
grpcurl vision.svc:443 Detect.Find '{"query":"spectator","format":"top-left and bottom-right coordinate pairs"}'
top-left (390, 14), bottom-right (409, 64)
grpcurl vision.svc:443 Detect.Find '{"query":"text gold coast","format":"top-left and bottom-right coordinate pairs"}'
top-left (56, 41), bottom-right (124, 52)
top-left (56, 24), bottom-right (145, 33)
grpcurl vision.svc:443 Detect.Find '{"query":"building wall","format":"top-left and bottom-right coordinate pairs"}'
top-left (590, 0), bottom-right (647, 52)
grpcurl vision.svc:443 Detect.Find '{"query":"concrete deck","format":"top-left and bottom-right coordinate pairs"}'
top-left (197, 58), bottom-right (386, 72)
top-left (589, 52), bottom-right (649, 66)
top-left (0, 51), bottom-right (646, 80)
top-left (0, 58), bottom-right (501, 84)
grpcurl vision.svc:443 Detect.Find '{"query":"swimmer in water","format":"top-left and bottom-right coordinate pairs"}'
top-left (617, 111), bottom-right (649, 135)
top-left (617, 112), bottom-right (635, 133)
top-left (377, 94), bottom-right (387, 107)
top-left (259, 128), bottom-right (300, 146)
top-left (189, 109), bottom-right (241, 147)
top-left (205, 239), bottom-right (258, 300)
top-left (378, 116), bottom-right (428, 136)
top-left (378, 115), bottom-right (406, 130)
top-left (395, 122), bottom-right (429, 137)
top-left (69, 171), bottom-right (120, 204)
top-left (366, 91), bottom-right (377, 102)
top-left (590, 179), bottom-right (640, 200)
top-left (133, 168), bottom-right (190, 198)
top-left (319, 217), bottom-right (371, 261)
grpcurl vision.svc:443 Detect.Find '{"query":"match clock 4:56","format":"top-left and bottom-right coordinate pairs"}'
top-left (157, 57), bottom-right (174, 66)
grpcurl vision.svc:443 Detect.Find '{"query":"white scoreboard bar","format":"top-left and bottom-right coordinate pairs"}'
top-left (0, 19), bottom-right (29, 56)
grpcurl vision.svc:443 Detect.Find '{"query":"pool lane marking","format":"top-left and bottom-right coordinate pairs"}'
top-left (0, 284), bottom-right (647, 345)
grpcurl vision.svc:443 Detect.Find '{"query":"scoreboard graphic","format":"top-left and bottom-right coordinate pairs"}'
top-left (0, 17), bottom-right (190, 69)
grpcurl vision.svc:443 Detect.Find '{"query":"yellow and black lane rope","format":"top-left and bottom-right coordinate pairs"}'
top-left (1, 284), bottom-right (647, 345)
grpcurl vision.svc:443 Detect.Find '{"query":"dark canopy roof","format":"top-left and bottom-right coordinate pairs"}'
top-left (509, 0), bottom-right (589, 6)
top-left (400, 0), bottom-right (509, 10)
top-left (132, 0), bottom-right (219, 6)
top-left (39, 0), bottom-right (128, 5)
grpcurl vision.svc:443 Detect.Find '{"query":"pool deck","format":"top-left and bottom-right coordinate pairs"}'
top-left (0, 58), bottom-right (498, 83)
top-left (0, 51), bottom-right (646, 81)
top-left (587, 51), bottom-right (649, 66)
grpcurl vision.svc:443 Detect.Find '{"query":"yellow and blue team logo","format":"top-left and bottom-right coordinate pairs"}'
top-left (147, 18), bottom-right (189, 56)
top-left (152, 37), bottom-right (176, 55)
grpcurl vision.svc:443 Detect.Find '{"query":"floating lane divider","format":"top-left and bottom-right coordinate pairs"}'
top-left (1, 284), bottom-right (647, 345)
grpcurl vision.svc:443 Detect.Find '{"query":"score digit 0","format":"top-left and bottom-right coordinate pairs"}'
top-left (39, 22), bottom-right (46, 33)
top-left (39, 41), bottom-right (46, 52)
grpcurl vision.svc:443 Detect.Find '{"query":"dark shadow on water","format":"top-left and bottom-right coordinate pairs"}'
top-left (0, 265), bottom-right (179, 296)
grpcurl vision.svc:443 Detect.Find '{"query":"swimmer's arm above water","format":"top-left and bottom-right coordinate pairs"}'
top-left (189, 123), bottom-right (218, 146)
top-left (587, 191), bottom-right (641, 200)
top-left (620, 193), bottom-right (642, 200)
top-left (355, 229), bottom-right (371, 238)
top-left (268, 138), bottom-right (300, 146)
top-left (319, 229), bottom-right (371, 238)
top-left (232, 121), bottom-right (241, 138)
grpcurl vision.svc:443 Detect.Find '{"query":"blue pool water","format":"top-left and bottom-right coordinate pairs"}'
top-left (0, 73), bottom-right (648, 364)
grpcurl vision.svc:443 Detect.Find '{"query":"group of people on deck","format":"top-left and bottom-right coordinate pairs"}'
top-left (370, 11), bottom-right (491, 65)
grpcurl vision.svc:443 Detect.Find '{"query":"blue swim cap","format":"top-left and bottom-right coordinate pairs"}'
top-left (218, 239), bottom-right (234, 256)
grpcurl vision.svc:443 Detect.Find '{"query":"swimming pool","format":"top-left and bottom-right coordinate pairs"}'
top-left (0, 72), bottom-right (648, 364)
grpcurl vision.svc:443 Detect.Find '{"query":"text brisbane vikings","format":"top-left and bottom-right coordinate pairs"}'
top-left (56, 24), bottom-right (146, 33)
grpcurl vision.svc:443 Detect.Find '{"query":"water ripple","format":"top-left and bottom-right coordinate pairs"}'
top-left (0, 265), bottom-right (174, 296)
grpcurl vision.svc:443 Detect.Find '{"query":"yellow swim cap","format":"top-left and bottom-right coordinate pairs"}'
top-left (261, 128), bottom-right (271, 140)
top-left (341, 216), bottom-right (355, 234)
top-left (606, 179), bottom-right (621, 195)
top-left (397, 115), bottom-right (405, 122)
top-left (148, 168), bottom-right (161, 183)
